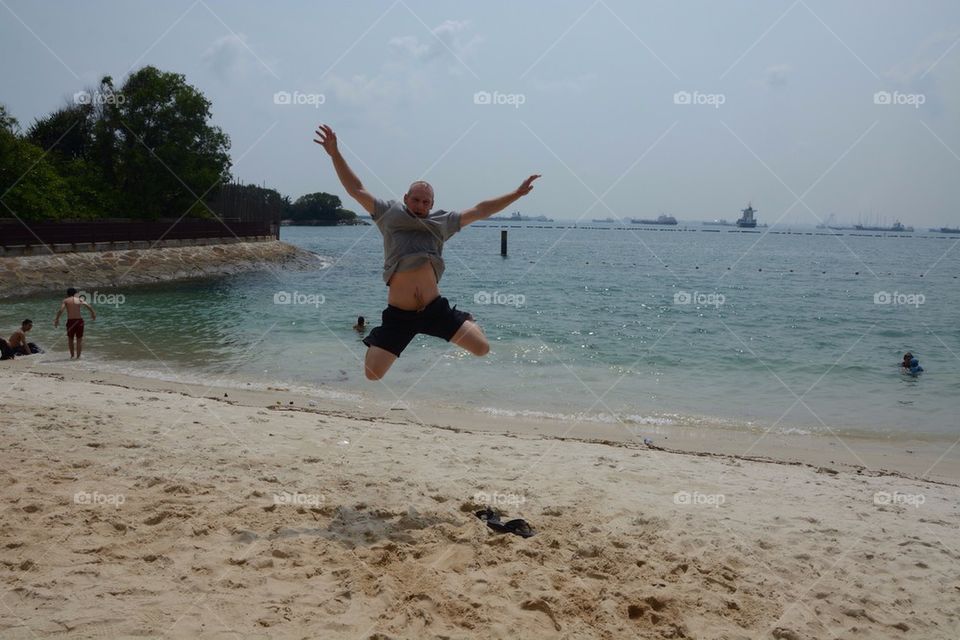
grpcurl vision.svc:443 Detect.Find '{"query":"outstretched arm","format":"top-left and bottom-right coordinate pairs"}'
top-left (313, 124), bottom-right (377, 216)
top-left (460, 175), bottom-right (541, 227)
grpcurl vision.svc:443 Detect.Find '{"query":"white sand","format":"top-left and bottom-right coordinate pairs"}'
top-left (1, 363), bottom-right (958, 639)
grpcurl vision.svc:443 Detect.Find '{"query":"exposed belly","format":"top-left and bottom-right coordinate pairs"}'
top-left (387, 261), bottom-right (440, 310)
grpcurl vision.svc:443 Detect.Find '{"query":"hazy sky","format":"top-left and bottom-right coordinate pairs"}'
top-left (3, 1), bottom-right (959, 226)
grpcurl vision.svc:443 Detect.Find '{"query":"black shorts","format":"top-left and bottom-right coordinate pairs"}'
top-left (362, 296), bottom-right (473, 357)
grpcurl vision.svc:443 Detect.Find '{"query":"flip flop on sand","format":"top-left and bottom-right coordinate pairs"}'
top-left (475, 506), bottom-right (535, 538)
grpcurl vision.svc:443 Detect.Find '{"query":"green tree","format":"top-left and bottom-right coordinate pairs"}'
top-left (114, 66), bottom-right (231, 218)
top-left (0, 125), bottom-right (73, 220)
top-left (26, 102), bottom-right (95, 161)
top-left (0, 104), bottom-right (19, 135)
top-left (287, 192), bottom-right (360, 224)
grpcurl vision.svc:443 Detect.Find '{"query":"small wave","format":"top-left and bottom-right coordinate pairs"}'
top-left (310, 253), bottom-right (335, 269)
top-left (778, 427), bottom-right (814, 436)
top-left (477, 407), bottom-right (675, 426)
top-left (56, 359), bottom-right (363, 402)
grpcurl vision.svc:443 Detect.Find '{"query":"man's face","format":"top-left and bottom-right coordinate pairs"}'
top-left (403, 185), bottom-right (434, 217)
top-left (22, 324), bottom-right (31, 333)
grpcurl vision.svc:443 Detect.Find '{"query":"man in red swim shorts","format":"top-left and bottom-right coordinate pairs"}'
top-left (54, 287), bottom-right (97, 359)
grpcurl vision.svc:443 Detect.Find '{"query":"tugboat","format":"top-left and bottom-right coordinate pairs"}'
top-left (736, 203), bottom-right (758, 228)
top-left (853, 220), bottom-right (913, 232)
top-left (631, 214), bottom-right (677, 225)
top-left (702, 219), bottom-right (733, 226)
top-left (498, 211), bottom-right (554, 222)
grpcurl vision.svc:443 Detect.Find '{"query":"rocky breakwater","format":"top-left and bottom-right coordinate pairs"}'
top-left (0, 241), bottom-right (325, 299)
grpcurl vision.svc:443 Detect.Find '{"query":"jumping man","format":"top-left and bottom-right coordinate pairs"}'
top-left (314, 124), bottom-right (540, 380)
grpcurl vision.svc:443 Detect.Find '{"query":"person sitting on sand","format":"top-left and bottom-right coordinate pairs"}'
top-left (353, 316), bottom-right (366, 334)
top-left (7, 319), bottom-right (41, 356)
top-left (53, 288), bottom-right (96, 359)
top-left (314, 123), bottom-right (540, 380)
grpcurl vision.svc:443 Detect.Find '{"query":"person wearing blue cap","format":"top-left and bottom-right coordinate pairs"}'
top-left (907, 357), bottom-right (924, 377)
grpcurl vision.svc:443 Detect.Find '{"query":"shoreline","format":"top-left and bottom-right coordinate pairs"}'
top-left (7, 358), bottom-right (958, 484)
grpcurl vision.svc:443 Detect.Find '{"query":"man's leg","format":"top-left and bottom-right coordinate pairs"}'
top-left (76, 337), bottom-right (83, 359)
top-left (364, 345), bottom-right (398, 380)
top-left (450, 320), bottom-right (489, 356)
top-left (68, 336), bottom-right (75, 359)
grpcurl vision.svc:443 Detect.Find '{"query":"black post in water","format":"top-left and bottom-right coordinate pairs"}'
top-left (501, 230), bottom-right (508, 256)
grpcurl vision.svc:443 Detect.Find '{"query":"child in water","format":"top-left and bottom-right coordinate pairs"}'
top-left (907, 357), bottom-right (924, 377)
top-left (900, 352), bottom-right (923, 377)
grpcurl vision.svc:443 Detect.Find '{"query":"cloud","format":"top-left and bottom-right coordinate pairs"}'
top-left (202, 34), bottom-right (250, 79)
top-left (388, 35), bottom-right (430, 60)
top-left (386, 19), bottom-right (482, 73)
top-left (325, 19), bottom-right (481, 132)
top-left (765, 64), bottom-right (791, 87)
top-left (884, 28), bottom-right (960, 84)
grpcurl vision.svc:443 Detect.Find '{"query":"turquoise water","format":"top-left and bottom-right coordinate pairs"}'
top-left (4, 224), bottom-right (959, 439)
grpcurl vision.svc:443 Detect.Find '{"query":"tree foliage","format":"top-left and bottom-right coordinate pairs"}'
top-left (0, 67), bottom-right (357, 224)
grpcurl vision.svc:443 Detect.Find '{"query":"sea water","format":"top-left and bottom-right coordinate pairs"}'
top-left (6, 223), bottom-right (958, 440)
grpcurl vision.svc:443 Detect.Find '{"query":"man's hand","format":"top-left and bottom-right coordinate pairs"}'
top-left (313, 123), bottom-right (377, 215)
top-left (313, 124), bottom-right (339, 157)
top-left (515, 174), bottom-right (541, 197)
top-left (460, 174), bottom-right (543, 227)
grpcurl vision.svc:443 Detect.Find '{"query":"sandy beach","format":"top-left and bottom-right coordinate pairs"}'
top-left (1, 361), bottom-right (958, 639)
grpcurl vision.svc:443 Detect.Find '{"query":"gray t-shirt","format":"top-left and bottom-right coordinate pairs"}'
top-left (371, 198), bottom-right (462, 285)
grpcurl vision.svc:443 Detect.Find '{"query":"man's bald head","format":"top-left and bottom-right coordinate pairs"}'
top-left (404, 181), bottom-right (434, 217)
